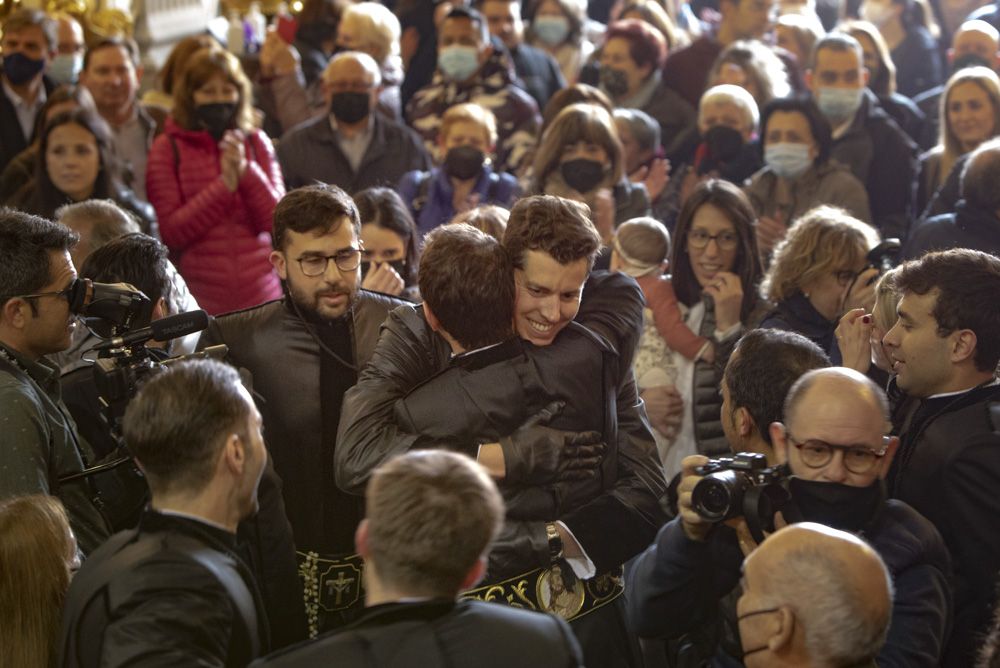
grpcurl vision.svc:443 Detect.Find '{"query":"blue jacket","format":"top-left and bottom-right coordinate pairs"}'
top-left (398, 165), bottom-right (519, 234)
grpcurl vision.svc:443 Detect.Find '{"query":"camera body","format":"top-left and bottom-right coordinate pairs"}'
top-left (691, 453), bottom-right (790, 529)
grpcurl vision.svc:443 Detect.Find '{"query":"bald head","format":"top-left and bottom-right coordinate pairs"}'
top-left (323, 50), bottom-right (383, 88)
top-left (739, 523), bottom-right (893, 667)
top-left (952, 20), bottom-right (1000, 68)
top-left (784, 367), bottom-right (889, 434)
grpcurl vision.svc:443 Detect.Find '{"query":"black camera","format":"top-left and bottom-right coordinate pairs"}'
top-left (866, 239), bottom-right (902, 277)
top-left (691, 453), bottom-right (791, 542)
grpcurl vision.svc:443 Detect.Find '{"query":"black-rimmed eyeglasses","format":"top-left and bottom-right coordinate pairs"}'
top-left (297, 249), bottom-right (362, 277)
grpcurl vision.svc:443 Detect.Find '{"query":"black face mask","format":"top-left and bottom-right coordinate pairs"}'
top-left (788, 477), bottom-right (885, 534)
top-left (560, 158), bottom-right (605, 193)
top-left (361, 259), bottom-right (408, 281)
top-left (600, 66), bottom-right (629, 98)
top-left (952, 52), bottom-right (993, 74)
top-left (330, 91), bottom-right (371, 124)
top-left (195, 103), bottom-right (237, 141)
top-left (443, 145), bottom-right (486, 180)
top-left (703, 125), bottom-right (745, 164)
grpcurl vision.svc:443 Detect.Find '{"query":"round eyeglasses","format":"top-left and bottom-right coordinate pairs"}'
top-left (297, 249), bottom-right (362, 277)
top-left (787, 432), bottom-right (890, 475)
top-left (688, 228), bottom-right (740, 251)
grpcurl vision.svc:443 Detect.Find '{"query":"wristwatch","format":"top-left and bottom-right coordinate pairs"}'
top-left (545, 522), bottom-right (564, 562)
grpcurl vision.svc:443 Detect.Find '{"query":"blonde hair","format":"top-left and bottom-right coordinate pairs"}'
top-left (614, 217), bottom-right (670, 276)
top-left (450, 204), bottom-right (509, 239)
top-left (0, 495), bottom-right (74, 668)
top-left (762, 206), bottom-right (880, 302)
top-left (340, 2), bottom-right (401, 63)
top-left (441, 103), bottom-right (499, 147)
top-left (532, 102), bottom-right (623, 190)
top-left (172, 48), bottom-right (255, 132)
top-left (871, 266), bottom-right (901, 333)
top-left (936, 66), bottom-right (1000, 189)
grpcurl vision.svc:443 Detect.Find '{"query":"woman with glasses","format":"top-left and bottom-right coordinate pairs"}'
top-left (146, 48), bottom-right (284, 315)
top-left (652, 180), bottom-right (765, 477)
top-left (760, 206), bottom-right (881, 363)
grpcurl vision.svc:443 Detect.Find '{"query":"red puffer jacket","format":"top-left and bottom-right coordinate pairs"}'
top-left (147, 117), bottom-right (284, 315)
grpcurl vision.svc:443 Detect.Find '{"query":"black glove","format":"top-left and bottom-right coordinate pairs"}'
top-left (499, 401), bottom-right (605, 485)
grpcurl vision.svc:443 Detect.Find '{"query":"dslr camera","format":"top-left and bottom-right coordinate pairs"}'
top-left (691, 453), bottom-right (791, 542)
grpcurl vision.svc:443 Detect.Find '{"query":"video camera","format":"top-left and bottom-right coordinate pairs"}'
top-left (691, 453), bottom-right (792, 543)
top-left (57, 279), bottom-right (224, 529)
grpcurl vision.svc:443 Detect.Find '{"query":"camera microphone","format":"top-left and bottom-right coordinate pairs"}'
top-left (93, 310), bottom-right (209, 351)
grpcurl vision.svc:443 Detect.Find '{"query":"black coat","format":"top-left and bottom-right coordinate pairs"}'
top-left (891, 383), bottom-right (1000, 667)
top-left (252, 599), bottom-right (583, 668)
top-left (508, 42), bottom-right (566, 111)
top-left (627, 499), bottom-right (952, 667)
top-left (60, 511), bottom-right (269, 668)
top-left (904, 200), bottom-right (1000, 259)
top-left (760, 292), bottom-right (841, 363)
top-left (0, 70), bottom-right (54, 174)
top-left (827, 89), bottom-right (918, 241)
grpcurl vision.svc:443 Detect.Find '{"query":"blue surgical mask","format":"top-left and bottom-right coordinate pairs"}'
top-left (765, 142), bottom-right (813, 180)
top-left (438, 45), bottom-right (480, 82)
top-left (816, 86), bottom-right (863, 123)
top-left (532, 15), bottom-right (570, 46)
top-left (49, 53), bottom-right (83, 85)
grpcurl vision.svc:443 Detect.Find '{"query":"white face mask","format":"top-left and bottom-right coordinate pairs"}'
top-left (49, 53), bottom-right (83, 85)
top-left (765, 142), bottom-right (813, 180)
top-left (860, 1), bottom-right (896, 26)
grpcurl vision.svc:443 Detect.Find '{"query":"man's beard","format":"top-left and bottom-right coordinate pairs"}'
top-left (285, 278), bottom-right (357, 322)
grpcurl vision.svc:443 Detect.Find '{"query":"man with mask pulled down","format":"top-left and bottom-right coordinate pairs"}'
top-left (277, 51), bottom-right (430, 194)
top-left (628, 357), bottom-right (952, 667)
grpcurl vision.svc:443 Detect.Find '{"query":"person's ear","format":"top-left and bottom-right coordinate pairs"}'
top-left (151, 296), bottom-right (169, 321)
top-left (637, 61), bottom-right (654, 82)
top-left (877, 436), bottom-right (899, 478)
top-left (223, 432), bottom-right (246, 476)
top-left (355, 518), bottom-right (370, 558)
top-left (423, 302), bottom-right (442, 332)
top-left (946, 47), bottom-right (955, 64)
top-left (862, 67), bottom-right (871, 86)
top-left (460, 556), bottom-right (487, 591)
top-left (269, 250), bottom-right (288, 280)
top-left (950, 329), bottom-right (978, 365)
top-left (135, 64), bottom-right (145, 82)
top-left (804, 69), bottom-right (814, 92)
top-left (0, 298), bottom-right (27, 329)
top-left (770, 422), bottom-right (789, 464)
top-left (734, 406), bottom-right (754, 438)
top-left (769, 606), bottom-right (796, 652)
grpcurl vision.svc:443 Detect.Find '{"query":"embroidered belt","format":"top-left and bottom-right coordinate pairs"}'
top-left (462, 563), bottom-right (624, 623)
top-left (297, 551), bottom-right (365, 637)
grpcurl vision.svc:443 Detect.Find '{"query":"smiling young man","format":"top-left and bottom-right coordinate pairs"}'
top-left (199, 184), bottom-right (411, 636)
top-left (882, 248), bottom-right (1000, 668)
top-left (0, 208), bottom-right (111, 556)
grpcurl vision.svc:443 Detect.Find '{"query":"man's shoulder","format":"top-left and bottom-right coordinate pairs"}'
top-left (870, 499), bottom-right (950, 574)
top-left (279, 115), bottom-right (331, 146)
top-left (206, 299), bottom-right (287, 340)
top-left (357, 289), bottom-right (413, 318)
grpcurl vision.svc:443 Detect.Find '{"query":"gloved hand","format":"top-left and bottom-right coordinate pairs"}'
top-left (499, 401), bottom-right (606, 485)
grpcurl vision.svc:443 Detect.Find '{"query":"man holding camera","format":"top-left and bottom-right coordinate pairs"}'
top-left (628, 365), bottom-right (951, 667)
top-left (0, 208), bottom-right (111, 556)
top-left (883, 248), bottom-right (1000, 666)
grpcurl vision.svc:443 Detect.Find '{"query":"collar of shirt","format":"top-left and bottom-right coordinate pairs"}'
top-left (156, 507), bottom-right (235, 534)
top-left (3, 77), bottom-right (46, 140)
top-left (927, 377), bottom-right (1000, 400)
top-left (329, 113), bottom-right (374, 172)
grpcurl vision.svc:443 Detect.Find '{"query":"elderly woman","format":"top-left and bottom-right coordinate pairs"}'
top-left (531, 102), bottom-right (649, 240)
top-left (745, 96), bottom-right (871, 258)
top-left (597, 19), bottom-right (696, 161)
top-left (760, 206), bottom-right (881, 362)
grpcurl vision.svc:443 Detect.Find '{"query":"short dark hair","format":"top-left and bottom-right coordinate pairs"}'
top-left (80, 234), bottom-right (172, 330)
top-left (604, 19), bottom-right (667, 70)
top-left (502, 195), bottom-right (601, 269)
top-left (961, 137), bottom-right (1000, 211)
top-left (0, 208), bottom-right (78, 308)
top-left (894, 249), bottom-right (1000, 372)
top-left (724, 329), bottom-right (831, 445)
top-left (353, 187), bottom-right (419, 286)
top-left (365, 450), bottom-right (504, 597)
top-left (810, 32), bottom-right (863, 70)
top-left (760, 96), bottom-right (833, 165)
top-left (670, 180), bottom-right (763, 324)
top-left (2, 9), bottom-right (57, 51)
top-left (419, 224), bottom-right (514, 349)
top-left (122, 359), bottom-right (251, 496)
top-left (272, 184), bottom-right (361, 251)
top-left (444, 6), bottom-right (490, 44)
top-left (83, 36), bottom-right (141, 71)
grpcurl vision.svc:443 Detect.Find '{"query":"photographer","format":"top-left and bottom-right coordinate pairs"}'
top-left (628, 367), bottom-right (951, 667)
top-left (0, 208), bottom-right (112, 557)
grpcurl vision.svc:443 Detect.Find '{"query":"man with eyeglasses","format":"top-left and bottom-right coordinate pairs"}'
top-left (277, 51), bottom-right (429, 194)
top-left (199, 184), bottom-right (411, 637)
top-left (629, 366), bottom-right (951, 667)
top-left (0, 208), bottom-right (112, 556)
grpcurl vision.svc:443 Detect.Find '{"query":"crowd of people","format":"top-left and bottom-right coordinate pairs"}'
top-left (1, 0), bottom-right (999, 666)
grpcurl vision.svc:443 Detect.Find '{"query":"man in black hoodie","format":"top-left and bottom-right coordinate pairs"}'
top-left (884, 248), bottom-right (1000, 667)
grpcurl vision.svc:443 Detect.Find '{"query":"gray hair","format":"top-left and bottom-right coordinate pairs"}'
top-left (760, 541), bottom-right (894, 666)
top-left (56, 199), bottom-right (141, 254)
top-left (699, 84), bottom-right (760, 132)
top-left (613, 108), bottom-right (661, 152)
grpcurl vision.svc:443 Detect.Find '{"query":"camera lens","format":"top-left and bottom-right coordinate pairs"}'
top-left (692, 477), bottom-right (733, 522)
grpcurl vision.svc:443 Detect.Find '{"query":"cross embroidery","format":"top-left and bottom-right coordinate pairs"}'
top-left (326, 571), bottom-right (355, 606)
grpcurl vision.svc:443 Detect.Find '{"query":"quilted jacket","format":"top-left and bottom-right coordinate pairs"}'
top-left (147, 117), bottom-right (283, 314)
